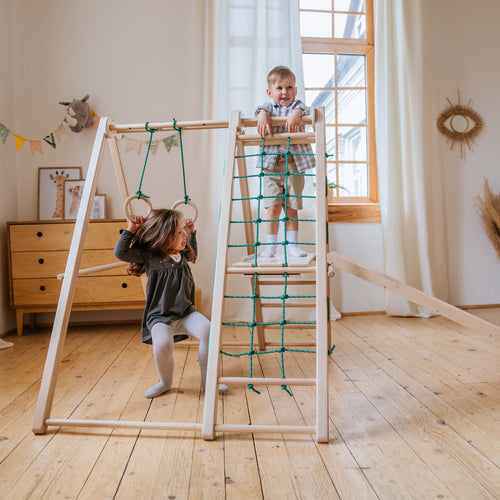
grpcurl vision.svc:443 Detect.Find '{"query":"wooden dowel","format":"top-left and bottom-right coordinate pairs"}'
top-left (214, 424), bottom-right (316, 434)
top-left (46, 418), bottom-right (202, 431)
top-left (241, 116), bottom-right (313, 127)
top-left (109, 119), bottom-right (229, 134)
top-left (260, 303), bottom-right (315, 308)
top-left (45, 418), bottom-right (316, 436)
top-left (57, 261), bottom-right (126, 280)
top-left (258, 280), bottom-right (316, 286)
top-left (219, 377), bottom-right (316, 386)
top-left (237, 132), bottom-right (315, 146)
top-left (227, 266), bottom-right (316, 274)
top-left (108, 115), bottom-right (314, 135)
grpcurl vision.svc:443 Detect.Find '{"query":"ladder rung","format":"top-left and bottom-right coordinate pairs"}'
top-left (215, 424), bottom-right (316, 435)
top-left (227, 266), bottom-right (316, 275)
top-left (258, 280), bottom-right (316, 286)
top-left (237, 133), bottom-right (316, 146)
top-left (219, 376), bottom-right (316, 386)
top-left (240, 116), bottom-right (313, 127)
top-left (260, 303), bottom-right (315, 308)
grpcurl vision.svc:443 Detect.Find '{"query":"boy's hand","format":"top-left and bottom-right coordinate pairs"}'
top-left (257, 110), bottom-right (273, 138)
top-left (127, 215), bottom-right (144, 233)
top-left (286, 109), bottom-right (303, 133)
top-left (184, 218), bottom-right (195, 234)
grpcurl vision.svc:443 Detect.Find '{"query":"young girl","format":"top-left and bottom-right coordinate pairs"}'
top-left (114, 208), bottom-right (226, 398)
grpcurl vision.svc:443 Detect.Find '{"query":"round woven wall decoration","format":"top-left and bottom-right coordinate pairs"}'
top-left (436, 89), bottom-right (485, 159)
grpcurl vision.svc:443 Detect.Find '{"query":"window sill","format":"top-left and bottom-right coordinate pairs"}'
top-left (328, 203), bottom-right (381, 223)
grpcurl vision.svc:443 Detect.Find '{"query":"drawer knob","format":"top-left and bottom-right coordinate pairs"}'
top-left (121, 283), bottom-right (128, 288)
top-left (38, 258), bottom-right (45, 264)
top-left (37, 231), bottom-right (43, 237)
top-left (40, 285), bottom-right (46, 291)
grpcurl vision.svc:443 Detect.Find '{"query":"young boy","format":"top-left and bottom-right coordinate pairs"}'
top-left (255, 65), bottom-right (315, 258)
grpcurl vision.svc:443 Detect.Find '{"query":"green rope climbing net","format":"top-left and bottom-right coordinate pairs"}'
top-left (222, 135), bottom-right (335, 394)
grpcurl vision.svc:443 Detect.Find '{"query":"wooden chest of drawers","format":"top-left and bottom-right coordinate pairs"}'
top-left (7, 220), bottom-right (146, 335)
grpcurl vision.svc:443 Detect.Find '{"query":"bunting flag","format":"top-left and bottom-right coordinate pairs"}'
top-left (125, 137), bottom-right (142, 154)
top-left (43, 133), bottom-right (56, 149)
top-left (162, 134), bottom-right (178, 152)
top-left (54, 123), bottom-right (68, 142)
top-left (0, 123), bottom-right (9, 144)
top-left (29, 141), bottom-right (43, 155)
top-left (14, 134), bottom-right (26, 151)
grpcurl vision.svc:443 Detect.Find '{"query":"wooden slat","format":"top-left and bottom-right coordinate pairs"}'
top-left (328, 250), bottom-right (500, 336)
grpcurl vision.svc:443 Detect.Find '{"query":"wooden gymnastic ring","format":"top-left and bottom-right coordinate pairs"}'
top-left (123, 193), bottom-right (153, 222)
top-left (171, 199), bottom-right (198, 223)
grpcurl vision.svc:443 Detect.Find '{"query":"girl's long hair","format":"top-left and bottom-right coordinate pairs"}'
top-left (127, 208), bottom-right (196, 276)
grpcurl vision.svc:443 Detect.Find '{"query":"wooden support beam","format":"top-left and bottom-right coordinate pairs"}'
top-left (328, 251), bottom-right (500, 335)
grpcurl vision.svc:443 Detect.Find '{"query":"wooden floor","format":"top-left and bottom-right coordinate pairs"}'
top-left (1, 308), bottom-right (499, 499)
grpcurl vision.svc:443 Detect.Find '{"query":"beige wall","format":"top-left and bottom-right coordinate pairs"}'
top-left (1, 0), bottom-right (499, 335)
top-left (0, 0), bottom-right (19, 334)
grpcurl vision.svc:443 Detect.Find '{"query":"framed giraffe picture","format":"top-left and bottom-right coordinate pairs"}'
top-left (37, 167), bottom-right (82, 220)
top-left (63, 179), bottom-right (86, 220)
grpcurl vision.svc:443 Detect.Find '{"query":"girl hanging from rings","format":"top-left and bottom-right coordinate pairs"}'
top-left (114, 208), bottom-right (228, 398)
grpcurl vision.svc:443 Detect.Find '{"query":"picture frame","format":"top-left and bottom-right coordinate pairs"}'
top-left (38, 167), bottom-right (82, 220)
top-left (91, 194), bottom-right (106, 220)
top-left (63, 179), bottom-right (86, 220)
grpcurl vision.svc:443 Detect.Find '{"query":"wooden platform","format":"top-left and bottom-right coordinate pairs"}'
top-left (1, 308), bottom-right (499, 499)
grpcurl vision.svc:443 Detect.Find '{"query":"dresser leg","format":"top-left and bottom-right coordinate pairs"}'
top-left (16, 310), bottom-right (24, 336)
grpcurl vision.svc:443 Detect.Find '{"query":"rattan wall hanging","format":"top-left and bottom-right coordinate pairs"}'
top-left (436, 89), bottom-right (485, 159)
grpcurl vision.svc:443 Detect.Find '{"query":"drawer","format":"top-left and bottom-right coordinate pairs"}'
top-left (12, 276), bottom-right (145, 306)
top-left (11, 250), bottom-right (127, 279)
top-left (9, 221), bottom-right (126, 252)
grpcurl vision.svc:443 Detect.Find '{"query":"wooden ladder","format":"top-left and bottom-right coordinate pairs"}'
top-left (202, 107), bottom-right (331, 443)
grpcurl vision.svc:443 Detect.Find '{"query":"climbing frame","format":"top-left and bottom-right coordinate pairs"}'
top-left (202, 108), bottom-right (331, 442)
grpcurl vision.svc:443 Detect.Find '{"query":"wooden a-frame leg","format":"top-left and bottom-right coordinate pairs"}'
top-left (32, 118), bottom-right (109, 434)
top-left (202, 111), bottom-right (241, 440)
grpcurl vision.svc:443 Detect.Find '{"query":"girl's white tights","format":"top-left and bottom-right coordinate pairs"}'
top-left (146, 312), bottom-right (227, 398)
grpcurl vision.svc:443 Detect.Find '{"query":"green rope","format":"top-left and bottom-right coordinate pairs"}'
top-left (172, 118), bottom-right (191, 204)
top-left (135, 122), bottom-right (158, 200)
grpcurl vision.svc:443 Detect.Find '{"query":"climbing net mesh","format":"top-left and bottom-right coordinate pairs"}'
top-left (221, 137), bottom-right (334, 394)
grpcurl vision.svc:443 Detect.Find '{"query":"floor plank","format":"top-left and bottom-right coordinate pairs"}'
top-left (0, 309), bottom-right (498, 499)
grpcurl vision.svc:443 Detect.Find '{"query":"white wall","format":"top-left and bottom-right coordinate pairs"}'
top-left (429, 0), bottom-right (500, 306)
top-left (0, 0), bottom-right (19, 334)
top-left (1, 0), bottom-right (499, 334)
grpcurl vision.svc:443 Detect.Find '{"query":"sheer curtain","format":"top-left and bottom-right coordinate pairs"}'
top-left (201, 0), bottom-right (305, 320)
top-left (374, 0), bottom-right (450, 316)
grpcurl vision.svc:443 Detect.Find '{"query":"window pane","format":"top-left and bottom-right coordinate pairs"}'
top-left (308, 89), bottom-right (336, 124)
top-left (302, 53), bottom-right (335, 87)
top-left (334, 13), bottom-right (366, 39)
top-left (338, 90), bottom-right (366, 124)
top-left (325, 127), bottom-right (336, 157)
top-left (337, 55), bottom-right (366, 87)
top-left (327, 164), bottom-right (338, 187)
top-left (338, 163), bottom-right (368, 197)
top-left (300, 0), bottom-right (332, 10)
top-left (334, 0), bottom-right (365, 12)
top-left (300, 12), bottom-right (332, 37)
top-left (338, 126), bottom-right (366, 161)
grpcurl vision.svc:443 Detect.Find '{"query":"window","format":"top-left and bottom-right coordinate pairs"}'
top-left (299, 0), bottom-right (380, 222)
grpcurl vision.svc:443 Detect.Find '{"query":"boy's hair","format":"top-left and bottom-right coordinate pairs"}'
top-left (267, 66), bottom-right (296, 87)
top-left (127, 208), bottom-right (196, 276)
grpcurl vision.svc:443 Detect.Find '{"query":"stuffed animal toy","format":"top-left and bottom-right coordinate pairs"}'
top-left (59, 94), bottom-right (94, 132)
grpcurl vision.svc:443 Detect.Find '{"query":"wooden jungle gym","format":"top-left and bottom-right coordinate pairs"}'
top-left (32, 108), bottom-right (500, 443)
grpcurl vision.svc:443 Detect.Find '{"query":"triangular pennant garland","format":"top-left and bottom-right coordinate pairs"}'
top-left (0, 123), bottom-right (9, 144)
top-left (14, 134), bottom-right (26, 152)
top-left (43, 133), bottom-right (56, 149)
top-left (29, 140), bottom-right (43, 156)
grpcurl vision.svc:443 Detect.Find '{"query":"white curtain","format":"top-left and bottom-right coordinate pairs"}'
top-left (201, 0), bottom-right (305, 320)
top-left (374, 0), bottom-right (450, 316)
